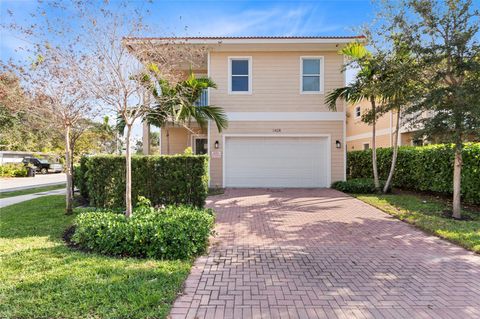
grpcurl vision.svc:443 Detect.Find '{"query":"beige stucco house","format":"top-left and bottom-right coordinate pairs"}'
top-left (346, 100), bottom-right (424, 151)
top-left (128, 36), bottom-right (365, 188)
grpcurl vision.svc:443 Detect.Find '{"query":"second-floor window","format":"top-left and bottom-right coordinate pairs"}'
top-left (229, 57), bottom-right (251, 94)
top-left (355, 106), bottom-right (361, 118)
top-left (301, 56), bottom-right (323, 93)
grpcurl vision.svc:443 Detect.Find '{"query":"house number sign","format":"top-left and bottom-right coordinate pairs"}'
top-left (272, 128), bottom-right (282, 133)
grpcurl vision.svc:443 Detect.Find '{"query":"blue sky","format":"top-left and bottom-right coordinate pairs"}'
top-left (147, 0), bottom-right (374, 38)
top-left (1, 0), bottom-right (375, 140)
top-left (1, 0), bottom-right (375, 61)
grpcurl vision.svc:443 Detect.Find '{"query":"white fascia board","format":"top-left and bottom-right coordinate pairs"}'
top-left (149, 38), bottom-right (361, 45)
top-left (226, 112), bottom-right (345, 121)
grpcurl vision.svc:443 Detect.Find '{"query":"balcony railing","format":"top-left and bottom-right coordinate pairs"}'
top-left (194, 89), bottom-right (208, 107)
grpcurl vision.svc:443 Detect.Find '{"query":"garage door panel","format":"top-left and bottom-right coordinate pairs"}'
top-left (224, 136), bottom-right (329, 188)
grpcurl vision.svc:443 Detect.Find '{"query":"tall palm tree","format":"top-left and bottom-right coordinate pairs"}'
top-left (146, 72), bottom-right (227, 153)
top-left (326, 42), bottom-right (385, 191)
top-left (377, 40), bottom-right (418, 193)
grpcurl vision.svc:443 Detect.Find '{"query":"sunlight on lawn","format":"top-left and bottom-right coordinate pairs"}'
top-left (356, 194), bottom-right (480, 253)
top-left (0, 195), bottom-right (191, 319)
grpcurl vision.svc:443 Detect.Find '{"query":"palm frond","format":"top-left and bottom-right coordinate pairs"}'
top-left (341, 42), bottom-right (371, 60)
top-left (325, 85), bottom-right (364, 111)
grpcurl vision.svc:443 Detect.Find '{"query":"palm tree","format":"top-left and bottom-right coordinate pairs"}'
top-left (146, 72), bottom-right (228, 153)
top-left (377, 41), bottom-right (418, 193)
top-left (326, 42), bottom-right (384, 192)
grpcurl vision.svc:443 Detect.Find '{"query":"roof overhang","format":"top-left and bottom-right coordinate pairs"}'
top-left (124, 36), bottom-right (365, 46)
top-left (123, 36), bottom-right (366, 72)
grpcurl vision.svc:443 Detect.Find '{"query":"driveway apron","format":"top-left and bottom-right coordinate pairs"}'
top-left (169, 188), bottom-right (480, 319)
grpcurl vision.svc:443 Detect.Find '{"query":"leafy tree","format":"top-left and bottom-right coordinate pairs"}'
top-left (390, 0), bottom-right (480, 218)
top-left (369, 40), bottom-right (420, 193)
top-left (0, 74), bottom-right (63, 152)
top-left (326, 43), bottom-right (385, 191)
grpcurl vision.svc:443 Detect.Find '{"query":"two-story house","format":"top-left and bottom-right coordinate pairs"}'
top-left (127, 36), bottom-right (365, 188)
top-left (346, 100), bottom-right (425, 151)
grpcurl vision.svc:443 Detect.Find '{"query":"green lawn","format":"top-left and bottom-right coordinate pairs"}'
top-left (355, 193), bottom-right (480, 253)
top-left (0, 184), bottom-right (66, 199)
top-left (0, 195), bottom-right (191, 319)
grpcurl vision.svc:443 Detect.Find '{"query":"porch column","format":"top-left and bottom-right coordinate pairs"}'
top-left (142, 120), bottom-right (150, 155)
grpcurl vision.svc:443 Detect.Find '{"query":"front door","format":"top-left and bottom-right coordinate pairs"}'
top-left (194, 138), bottom-right (208, 155)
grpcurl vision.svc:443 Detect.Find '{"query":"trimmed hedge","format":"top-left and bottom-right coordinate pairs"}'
top-left (347, 143), bottom-right (480, 204)
top-left (72, 203), bottom-right (215, 260)
top-left (74, 156), bottom-right (89, 199)
top-left (332, 178), bottom-right (390, 194)
top-left (0, 163), bottom-right (28, 177)
top-left (77, 155), bottom-right (209, 208)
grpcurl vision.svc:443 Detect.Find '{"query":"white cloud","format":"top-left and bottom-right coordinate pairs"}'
top-left (182, 4), bottom-right (342, 37)
top-left (0, 32), bottom-right (34, 61)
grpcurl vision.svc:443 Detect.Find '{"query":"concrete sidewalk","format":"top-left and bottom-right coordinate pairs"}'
top-left (0, 188), bottom-right (65, 208)
top-left (0, 173), bottom-right (66, 192)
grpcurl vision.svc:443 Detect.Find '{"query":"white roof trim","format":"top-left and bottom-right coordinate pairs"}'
top-left (226, 112), bottom-right (345, 121)
top-left (136, 38), bottom-right (362, 45)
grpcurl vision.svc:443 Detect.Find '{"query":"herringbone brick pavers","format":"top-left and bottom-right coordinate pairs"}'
top-left (169, 189), bottom-right (480, 319)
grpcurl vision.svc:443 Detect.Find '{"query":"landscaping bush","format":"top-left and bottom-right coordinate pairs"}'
top-left (0, 163), bottom-right (28, 177)
top-left (77, 154), bottom-right (208, 208)
top-left (347, 143), bottom-right (480, 204)
top-left (71, 202), bottom-right (215, 260)
top-left (73, 156), bottom-right (89, 199)
top-left (331, 178), bottom-right (389, 194)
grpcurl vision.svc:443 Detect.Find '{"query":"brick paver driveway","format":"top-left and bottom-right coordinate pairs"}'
top-left (170, 189), bottom-right (480, 319)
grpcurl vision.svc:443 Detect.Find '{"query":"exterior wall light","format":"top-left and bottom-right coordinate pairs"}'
top-left (336, 140), bottom-right (342, 149)
top-left (214, 141), bottom-right (219, 149)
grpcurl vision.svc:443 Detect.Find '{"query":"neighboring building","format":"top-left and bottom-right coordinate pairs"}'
top-left (0, 151), bottom-right (60, 165)
top-left (127, 36), bottom-right (365, 188)
top-left (346, 100), bottom-right (424, 151)
top-left (0, 151), bottom-right (39, 165)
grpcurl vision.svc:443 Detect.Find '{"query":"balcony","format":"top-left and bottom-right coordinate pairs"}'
top-left (194, 89), bottom-right (208, 107)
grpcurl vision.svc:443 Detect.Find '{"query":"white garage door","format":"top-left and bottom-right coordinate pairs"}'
top-left (224, 136), bottom-right (329, 188)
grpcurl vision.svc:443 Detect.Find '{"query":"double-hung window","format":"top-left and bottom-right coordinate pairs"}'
top-left (301, 57), bottom-right (323, 93)
top-left (355, 106), bottom-right (361, 118)
top-left (229, 57), bottom-right (251, 94)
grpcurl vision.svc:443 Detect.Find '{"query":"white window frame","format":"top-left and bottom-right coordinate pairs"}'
top-left (354, 106), bottom-right (361, 119)
top-left (363, 142), bottom-right (370, 150)
top-left (192, 134), bottom-right (208, 155)
top-left (228, 56), bottom-right (252, 95)
top-left (300, 56), bottom-right (324, 94)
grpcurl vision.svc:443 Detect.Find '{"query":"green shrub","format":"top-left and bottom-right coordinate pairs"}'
top-left (72, 204), bottom-right (215, 260)
top-left (0, 163), bottom-right (28, 177)
top-left (331, 178), bottom-right (389, 194)
top-left (74, 156), bottom-right (89, 199)
top-left (347, 143), bottom-right (480, 204)
top-left (78, 155), bottom-right (208, 208)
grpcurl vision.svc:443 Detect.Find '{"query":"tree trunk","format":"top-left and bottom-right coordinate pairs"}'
top-left (370, 97), bottom-right (380, 192)
top-left (125, 123), bottom-right (133, 217)
top-left (166, 127), bottom-right (170, 155)
top-left (383, 108), bottom-right (401, 193)
top-left (452, 142), bottom-right (463, 219)
top-left (142, 121), bottom-right (150, 155)
top-left (71, 153), bottom-right (75, 197)
top-left (65, 124), bottom-right (74, 214)
top-left (70, 139), bottom-right (76, 197)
